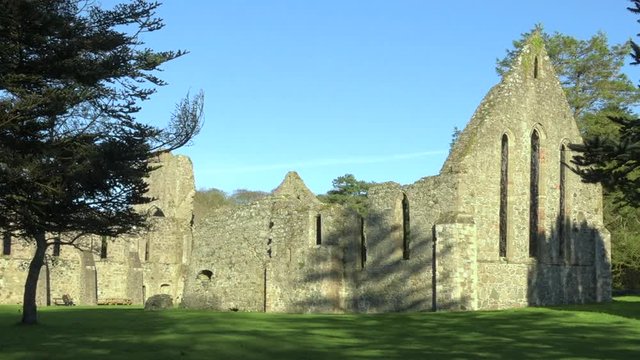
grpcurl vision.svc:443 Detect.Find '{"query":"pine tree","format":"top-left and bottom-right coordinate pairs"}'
top-left (571, 0), bottom-right (640, 207)
top-left (0, 0), bottom-right (202, 324)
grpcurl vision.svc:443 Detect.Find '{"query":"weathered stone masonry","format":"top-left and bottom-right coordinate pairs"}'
top-left (0, 152), bottom-right (194, 306)
top-left (0, 35), bottom-right (611, 311)
top-left (182, 35), bottom-right (611, 312)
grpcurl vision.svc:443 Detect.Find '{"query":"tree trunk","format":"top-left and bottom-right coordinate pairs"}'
top-left (21, 230), bottom-right (47, 325)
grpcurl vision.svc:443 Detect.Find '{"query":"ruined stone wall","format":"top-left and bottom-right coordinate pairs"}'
top-left (0, 152), bottom-right (195, 307)
top-left (139, 219), bottom-right (192, 304)
top-left (48, 251), bottom-right (84, 303)
top-left (183, 172), bottom-right (360, 313)
top-left (145, 152), bottom-right (195, 222)
top-left (353, 182), bottom-right (412, 312)
top-left (181, 36), bottom-right (610, 313)
top-left (355, 174), bottom-right (458, 312)
top-left (433, 217), bottom-right (477, 311)
top-left (1, 36), bottom-right (611, 313)
top-left (183, 203), bottom-right (268, 311)
top-left (444, 38), bottom-right (610, 309)
top-left (1, 239), bottom-right (37, 304)
top-left (91, 235), bottom-right (136, 300)
top-left (0, 256), bottom-right (31, 304)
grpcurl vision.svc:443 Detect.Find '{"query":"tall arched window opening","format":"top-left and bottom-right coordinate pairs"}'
top-left (402, 194), bottom-right (410, 260)
top-left (499, 134), bottom-right (509, 258)
top-left (360, 216), bottom-right (366, 269)
top-left (559, 144), bottom-right (567, 260)
top-left (529, 130), bottom-right (540, 258)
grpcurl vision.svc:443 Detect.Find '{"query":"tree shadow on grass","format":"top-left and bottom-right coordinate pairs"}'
top-left (551, 296), bottom-right (640, 321)
top-left (1, 303), bottom-right (639, 360)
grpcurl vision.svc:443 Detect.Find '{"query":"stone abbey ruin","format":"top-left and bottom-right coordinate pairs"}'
top-left (0, 36), bottom-right (611, 312)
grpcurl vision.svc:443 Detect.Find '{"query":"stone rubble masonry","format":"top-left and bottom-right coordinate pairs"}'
top-left (0, 34), bottom-right (611, 312)
top-left (0, 152), bottom-right (194, 306)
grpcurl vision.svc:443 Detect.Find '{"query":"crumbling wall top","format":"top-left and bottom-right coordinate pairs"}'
top-left (146, 152), bottom-right (195, 221)
top-left (272, 171), bottom-right (321, 204)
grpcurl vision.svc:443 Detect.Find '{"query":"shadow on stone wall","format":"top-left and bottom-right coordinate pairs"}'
top-left (527, 216), bottom-right (611, 306)
top-left (292, 208), bottom-right (466, 313)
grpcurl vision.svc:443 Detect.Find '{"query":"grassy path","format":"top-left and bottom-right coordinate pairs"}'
top-left (1, 297), bottom-right (639, 359)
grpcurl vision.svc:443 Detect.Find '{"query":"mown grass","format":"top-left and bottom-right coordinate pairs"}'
top-left (1, 297), bottom-right (639, 360)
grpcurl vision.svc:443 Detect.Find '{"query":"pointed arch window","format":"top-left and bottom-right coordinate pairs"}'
top-left (559, 144), bottom-right (567, 260)
top-left (529, 130), bottom-right (540, 258)
top-left (499, 134), bottom-right (509, 257)
top-left (402, 194), bottom-right (410, 260)
top-left (360, 216), bottom-right (366, 269)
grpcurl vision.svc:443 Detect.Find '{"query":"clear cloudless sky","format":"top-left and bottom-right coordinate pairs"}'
top-left (104, 0), bottom-right (639, 194)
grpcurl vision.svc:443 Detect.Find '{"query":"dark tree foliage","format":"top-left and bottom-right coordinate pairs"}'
top-left (0, 0), bottom-right (202, 324)
top-left (320, 174), bottom-right (373, 216)
top-left (571, 1), bottom-right (640, 207)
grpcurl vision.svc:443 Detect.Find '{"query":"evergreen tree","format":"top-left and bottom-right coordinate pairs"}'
top-left (0, 0), bottom-right (203, 324)
top-left (320, 174), bottom-right (373, 216)
top-left (497, 25), bottom-right (640, 133)
top-left (571, 1), bottom-right (640, 207)
top-left (569, 1), bottom-right (640, 289)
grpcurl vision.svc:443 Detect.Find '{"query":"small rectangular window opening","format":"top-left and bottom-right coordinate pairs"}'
top-left (53, 237), bottom-right (61, 257)
top-left (360, 216), bottom-right (366, 269)
top-left (315, 214), bottom-right (322, 245)
top-left (144, 240), bottom-right (150, 261)
top-left (2, 232), bottom-right (11, 256)
top-left (100, 236), bottom-right (108, 259)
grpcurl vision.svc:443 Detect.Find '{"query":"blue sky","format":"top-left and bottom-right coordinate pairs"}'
top-left (117, 1), bottom-right (639, 194)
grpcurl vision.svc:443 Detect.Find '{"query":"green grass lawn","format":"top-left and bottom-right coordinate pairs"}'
top-left (1, 297), bottom-right (639, 360)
